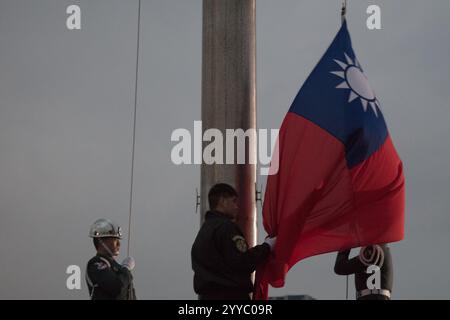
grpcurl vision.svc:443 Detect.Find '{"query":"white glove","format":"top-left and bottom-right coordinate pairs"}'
top-left (121, 257), bottom-right (135, 271)
top-left (264, 236), bottom-right (277, 251)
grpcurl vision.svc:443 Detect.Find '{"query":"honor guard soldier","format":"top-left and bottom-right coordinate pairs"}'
top-left (191, 183), bottom-right (276, 300)
top-left (334, 244), bottom-right (393, 300)
top-left (86, 218), bottom-right (137, 300)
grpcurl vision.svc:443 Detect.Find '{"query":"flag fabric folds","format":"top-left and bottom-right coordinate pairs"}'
top-left (254, 21), bottom-right (405, 300)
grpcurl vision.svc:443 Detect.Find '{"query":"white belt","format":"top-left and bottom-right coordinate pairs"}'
top-left (357, 289), bottom-right (391, 299)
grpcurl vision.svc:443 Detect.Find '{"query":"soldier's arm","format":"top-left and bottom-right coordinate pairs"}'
top-left (334, 249), bottom-right (366, 275)
top-left (87, 260), bottom-right (132, 297)
top-left (217, 224), bottom-right (270, 273)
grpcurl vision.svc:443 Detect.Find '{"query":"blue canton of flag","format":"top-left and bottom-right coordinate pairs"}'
top-left (288, 21), bottom-right (388, 168)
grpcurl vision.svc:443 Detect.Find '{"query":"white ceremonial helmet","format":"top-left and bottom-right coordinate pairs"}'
top-left (89, 218), bottom-right (122, 239)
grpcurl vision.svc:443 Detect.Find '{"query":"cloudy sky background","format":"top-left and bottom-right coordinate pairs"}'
top-left (0, 0), bottom-right (449, 299)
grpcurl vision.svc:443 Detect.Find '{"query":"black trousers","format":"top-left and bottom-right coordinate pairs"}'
top-left (199, 292), bottom-right (251, 300)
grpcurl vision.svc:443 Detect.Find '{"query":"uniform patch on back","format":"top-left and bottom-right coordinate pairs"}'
top-left (232, 235), bottom-right (248, 253)
top-left (94, 262), bottom-right (108, 270)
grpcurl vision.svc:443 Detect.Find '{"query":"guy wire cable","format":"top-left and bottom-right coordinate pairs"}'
top-left (127, 0), bottom-right (142, 257)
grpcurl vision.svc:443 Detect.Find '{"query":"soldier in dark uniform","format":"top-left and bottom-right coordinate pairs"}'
top-left (334, 244), bottom-right (393, 300)
top-left (191, 183), bottom-right (276, 300)
top-left (86, 218), bottom-right (137, 300)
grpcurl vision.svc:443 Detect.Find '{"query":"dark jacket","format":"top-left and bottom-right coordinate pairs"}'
top-left (86, 254), bottom-right (136, 300)
top-left (334, 244), bottom-right (393, 293)
top-left (191, 211), bottom-right (270, 296)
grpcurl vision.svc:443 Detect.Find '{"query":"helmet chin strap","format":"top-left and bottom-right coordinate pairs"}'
top-left (99, 239), bottom-right (118, 258)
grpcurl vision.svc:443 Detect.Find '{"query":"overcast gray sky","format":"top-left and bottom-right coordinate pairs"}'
top-left (0, 0), bottom-right (449, 299)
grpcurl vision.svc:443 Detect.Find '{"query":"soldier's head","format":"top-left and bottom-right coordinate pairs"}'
top-left (208, 183), bottom-right (239, 220)
top-left (362, 245), bottom-right (374, 260)
top-left (89, 218), bottom-right (122, 257)
top-left (363, 243), bottom-right (388, 260)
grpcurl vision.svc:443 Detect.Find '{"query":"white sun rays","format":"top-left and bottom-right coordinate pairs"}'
top-left (331, 53), bottom-right (380, 117)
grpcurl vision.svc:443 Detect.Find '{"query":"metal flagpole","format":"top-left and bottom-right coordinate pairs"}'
top-left (201, 0), bottom-right (257, 250)
top-left (341, 0), bottom-right (347, 24)
top-left (346, 275), bottom-right (349, 300)
top-left (341, 0), bottom-right (349, 300)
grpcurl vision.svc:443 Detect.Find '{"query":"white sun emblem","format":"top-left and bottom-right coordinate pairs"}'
top-left (331, 53), bottom-right (380, 117)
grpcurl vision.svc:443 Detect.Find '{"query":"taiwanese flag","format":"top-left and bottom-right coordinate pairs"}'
top-left (254, 21), bottom-right (405, 299)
